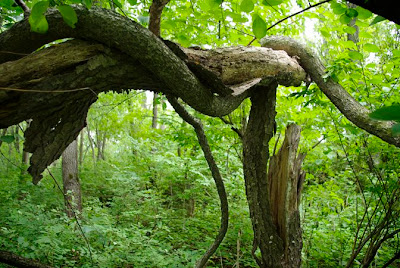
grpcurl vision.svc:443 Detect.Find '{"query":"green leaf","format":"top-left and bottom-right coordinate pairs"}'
top-left (355, 6), bottom-right (372, 19)
top-left (28, 1), bottom-right (49, 34)
top-left (392, 123), bottom-right (400, 135)
top-left (339, 14), bottom-right (352, 24)
top-left (370, 15), bottom-right (386, 26)
top-left (240, 0), bottom-right (254, 13)
top-left (57, 5), bottom-right (78, 28)
top-left (343, 26), bottom-right (356, 35)
top-left (393, 49), bottom-right (400, 57)
top-left (348, 51), bottom-right (363, 60)
top-left (345, 8), bottom-right (358, 18)
top-left (81, 0), bottom-right (92, 9)
top-left (330, 2), bottom-right (346, 15)
top-left (0, 0), bottom-right (14, 9)
top-left (262, 0), bottom-right (284, 6)
top-left (0, 135), bottom-right (15, 144)
top-left (112, 0), bottom-right (123, 9)
top-left (252, 14), bottom-right (267, 39)
top-left (127, 0), bottom-right (137, 5)
top-left (206, 0), bottom-right (222, 9)
top-left (364, 43), bottom-right (379, 53)
top-left (369, 105), bottom-right (400, 121)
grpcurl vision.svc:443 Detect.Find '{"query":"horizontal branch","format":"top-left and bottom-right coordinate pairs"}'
top-left (0, 250), bottom-right (53, 268)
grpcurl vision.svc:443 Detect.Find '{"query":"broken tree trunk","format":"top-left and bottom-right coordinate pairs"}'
top-left (243, 85), bottom-right (306, 267)
top-left (267, 124), bottom-right (306, 267)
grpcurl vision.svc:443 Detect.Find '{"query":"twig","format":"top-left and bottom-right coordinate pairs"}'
top-left (219, 117), bottom-right (243, 139)
top-left (0, 50), bottom-right (29, 56)
top-left (46, 168), bottom-right (94, 266)
top-left (167, 96), bottom-right (229, 268)
top-left (272, 132), bottom-right (281, 156)
top-left (0, 87), bottom-right (97, 96)
top-left (14, 0), bottom-right (30, 16)
top-left (310, 135), bottom-right (326, 151)
top-left (247, 0), bottom-right (331, 46)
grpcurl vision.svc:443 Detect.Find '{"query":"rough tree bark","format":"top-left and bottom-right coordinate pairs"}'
top-left (148, 0), bottom-right (170, 130)
top-left (242, 84), bottom-right (282, 267)
top-left (62, 139), bottom-right (82, 218)
top-left (0, 250), bottom-right (53, 268)
top-left (242, 85), bottom-right (306, 267)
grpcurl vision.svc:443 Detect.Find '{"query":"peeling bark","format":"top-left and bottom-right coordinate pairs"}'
top-left (267, 124), bottom-right (305, 267)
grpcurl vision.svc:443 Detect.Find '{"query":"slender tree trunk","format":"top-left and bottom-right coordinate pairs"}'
top-left (79, 129), bottom-right (84, 166)
top-left (243, 85), bottom-right (284, 267)
top-left (152, 92), bottom-right (158, 129)
top-left (86, 126), bottom-right (95, 162)
top-left (347, 3), bottom-right (359, 43)
top-left (14, 125), bottom-right (20, 153)
top-left (62, 139), bottom-right (82, 218)
top-left (100, 133), bottom-right (106, 160)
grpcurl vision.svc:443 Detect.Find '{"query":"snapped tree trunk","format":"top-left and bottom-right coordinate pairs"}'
top-left (267, 124), bottom-right (306, 267)
top-left (243, 85), bottom-right (305, 268)
top-left (62, 139), bottom-right (82, 218)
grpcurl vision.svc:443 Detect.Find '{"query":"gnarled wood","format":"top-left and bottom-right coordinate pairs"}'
top-left (267, 124), bottom-right (305, 267)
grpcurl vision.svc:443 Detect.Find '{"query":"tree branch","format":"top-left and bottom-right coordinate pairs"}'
top-left (247, 0), bottom-right (331, 45)
top-left (261, 36), bottom-right (400, 148)
top-left (166, 95), bottom-right (229, 268)
top-left (14, 0), bottom-right (30, 16)
top-left (0, 250), bottom-right (53, 268)
top-left (149, 0), bottom-right (170, 37)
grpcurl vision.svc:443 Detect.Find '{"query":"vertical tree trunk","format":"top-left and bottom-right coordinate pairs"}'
top-left (14, 125), bottom-right (20, 153)
top-left (243, 85), bottom-right (284, 267)
top-left (86, 126), bottom-right (96, 162)
top-left (79, 129), bottom-right (84, 166)
top-left (242, 84), bottom-right (305, 268)
top-left (62, 139), bottom-right (82, 218)
top-left (152, 93), bottom-right (159, 129)
top-left (267, 124), bottom-right (306, 267)
top-left (347, 3), bottom-right (359, 43)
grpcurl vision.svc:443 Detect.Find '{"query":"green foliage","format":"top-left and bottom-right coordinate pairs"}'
top-left (0, 135), bottom-right (15, 143)
top-left (252, 14), bottom-right (267, 39)
top-left (370, 105), bottom-right (400, 135)
top-left (57, 5), bottom-right (78, 28)
top-left (370, 105), bottom-right (400, 121)
top-left (28, 1), bottom-right (49, 34)
top-left (240, 0), bottom-right (254, 13)
top-left (370, 15), bottom-right (386, 26)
